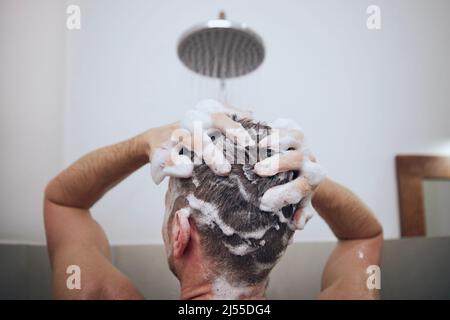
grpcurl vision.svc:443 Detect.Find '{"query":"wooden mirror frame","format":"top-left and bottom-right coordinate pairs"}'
top-left (396, 155), bottom-right (450, 237)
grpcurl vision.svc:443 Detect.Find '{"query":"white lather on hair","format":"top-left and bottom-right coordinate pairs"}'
top-left (186, 193), bottom-right (275, 256)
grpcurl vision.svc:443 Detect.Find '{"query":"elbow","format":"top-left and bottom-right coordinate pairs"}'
top-left (369, 216), bottom-right (383, 239)
top-left (43, 177), bottom-right (60, 225)
top-left (44, 176), bottom-right (60, 204)
top-left (367, 215), bottom-right (383, 239)
top-left (44, 174), bottom-right (71, 207)
top-left (356, 209), bottom-right (384, 240)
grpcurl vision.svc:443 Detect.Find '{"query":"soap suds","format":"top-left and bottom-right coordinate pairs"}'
top-left (301, 159), bottom-right (326, 187)
top-left (254, 260), bottom-right (276, 271)
top-left (253, 154), bottom-right (281, 177)
top-left (256, 118), bottom-right (326, 215)
top-left (163, 153), bottom-right (194, 178)
top-left (238, 225), bottom-right (273, 240)
top-left (223, 242), bottom-right (259, 256)
top-left (187, 193), bottom-right (278, 256)
top-left (181, 99), bottom-right (255, 149)
top-left (187, 194), bottom-right (235, 236)
top-left (273, 210), bottom-right (297, 231)
top-left (178, 207), bottom-right (192, 219)
top-left (229, 174), bottom-right (250, 201)
top-left (259, 180), bottom-right (305, 212)
top-left (202, 136), bottom-right (231, 175)
top-left (187, 194), bottom-right (274, 242)
top-left (150, 146), bottom-right (194, 185)
top-left (180, 99), bottom-right (224, 132)
top-left (150, 147), bottom-right (171, 185)
top-left (212, 277), bottom-right (253, 300)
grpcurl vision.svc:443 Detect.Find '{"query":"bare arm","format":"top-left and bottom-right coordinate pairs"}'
top-left (251, 117), bottom-right (383, 300)
top-left (312, 178), bottom-right (383, 299)
top-left (45, 124), bottom-right (176, 209)
top-left (44, 125), bottom-right (175, 299)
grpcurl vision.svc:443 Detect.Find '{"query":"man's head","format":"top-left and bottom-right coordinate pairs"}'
top-left (162, 118), bottom-right (298, 296)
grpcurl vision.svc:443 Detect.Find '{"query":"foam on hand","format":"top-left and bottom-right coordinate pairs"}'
top-left (181, 99), bottom-right (255, 148)
top-left (151, 147), bottom-right (171, 184)
top-left (253, 154), bottom-right (281, 177)
top-left (301, 159), bottom-right (326, 186)
top-left (201, 134), bottom-right (231, 176)
top-left (150, 145), bottom-right (194, 185)
top-left (180, 99), bottom-right (225, 132)
top-left (259, 180), bottom-right (306, 213)
top-left (256, 118), bottom-right (326, 228)
top-left (292, 198), bottom-right (315, 230)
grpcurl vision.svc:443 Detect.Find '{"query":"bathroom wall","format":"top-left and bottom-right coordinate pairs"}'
top-left (1, 0), bottom-right (450, 244)
top-left (0, 0), bottom-right (66, 244)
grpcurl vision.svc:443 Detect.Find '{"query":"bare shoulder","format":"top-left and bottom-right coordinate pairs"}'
top-left (52, 251), bottom-right (144, 300)
top-left (317, 235), bottom-right (383, 300)
top-left (44, 200), bottom-right (144, 300)
top-left (96, 272), bottom-right (144, 300)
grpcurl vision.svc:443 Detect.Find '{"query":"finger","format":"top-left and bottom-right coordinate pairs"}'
top-left (211, 112), bottom-right (255, 147)
top-left (259, 176), bottom-right (312, 212)
top-left (222, 103), bottom-right (253, 119)
top-left (171, 128), bottom-right (204, 158)
top-left (292, 198), bottom-right (315, 230)
top-left (301, 159), bottom-right (326, 187)
top-left (258, 128), bottom-right (304, 152)
top-left (201, 133), bottom-right (231, 176)
top-left (150, 147), bottom-right (171, 184)
top-left (306, 150), bottom-right (316, 162)
top-left (150, 145), bottom-right (194, 184)
top-left (171, 128), bottom-right (231, 176)
top-left (180, 109), bottom-right (213, 132)
top-left (254, 150), bottom-right (304, 176)
top-left (162, 153), bottom-right (194, 179)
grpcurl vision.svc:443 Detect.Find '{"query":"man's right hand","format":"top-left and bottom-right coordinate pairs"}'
top-left (142, 99), bottom-right (255, 184)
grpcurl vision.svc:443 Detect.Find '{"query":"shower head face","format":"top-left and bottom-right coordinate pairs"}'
top-left (177, 19), bottom-right (265, 79)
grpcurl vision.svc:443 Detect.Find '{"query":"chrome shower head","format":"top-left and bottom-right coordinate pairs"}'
top-left (177, 12), bottom-right (265, 79)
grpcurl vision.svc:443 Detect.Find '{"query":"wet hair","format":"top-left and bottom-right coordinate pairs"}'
top-left (168, 118), bottom-right (297, 285)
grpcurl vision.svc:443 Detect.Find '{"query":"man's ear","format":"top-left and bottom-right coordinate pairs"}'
top-left (172, 208), bottom-right (191, 259)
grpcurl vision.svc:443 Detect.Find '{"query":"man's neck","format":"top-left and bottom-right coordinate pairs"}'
top-left (175, 232), bottom-right (267, 300)
top-left (180, 275), bottom-right (267, 300)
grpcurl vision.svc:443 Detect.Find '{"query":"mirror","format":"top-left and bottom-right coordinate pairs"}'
top-left (396, 155), bottom-right (450, 237)
top-left (423, 179), bottom-right (450, 237)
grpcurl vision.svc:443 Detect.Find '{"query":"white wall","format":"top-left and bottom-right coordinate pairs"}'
top-left (1, 0), bottom-right (450, 244)
top-left (0, 0), bottom-right (65, 244)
